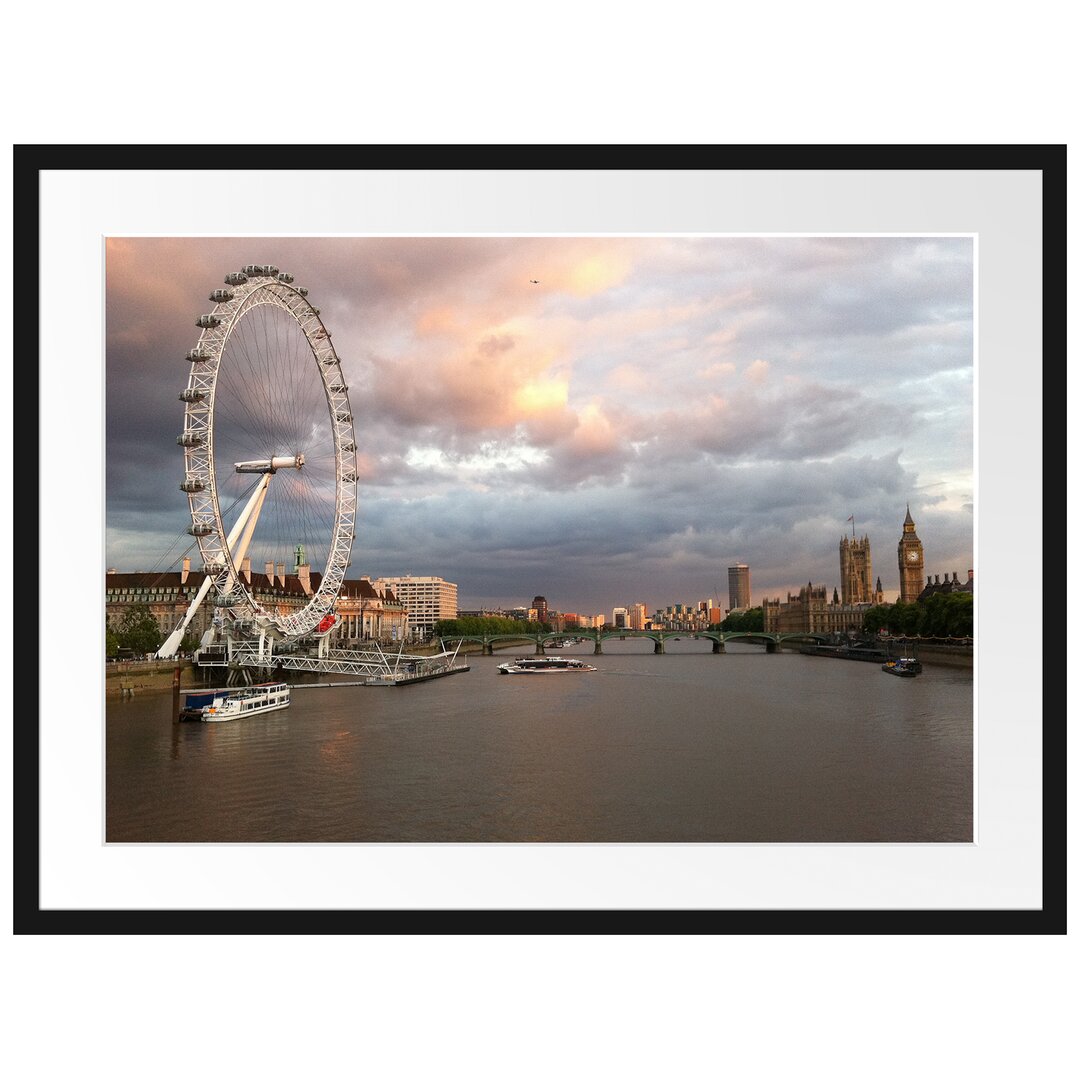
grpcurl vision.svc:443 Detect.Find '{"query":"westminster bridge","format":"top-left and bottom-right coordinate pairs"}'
top-left (437, 629), bottom-right (831, 655)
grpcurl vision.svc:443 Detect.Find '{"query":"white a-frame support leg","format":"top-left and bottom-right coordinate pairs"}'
top-left (156, 474), bottom-right (273, 658)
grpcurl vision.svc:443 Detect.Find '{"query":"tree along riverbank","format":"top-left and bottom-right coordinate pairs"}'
top-left (887, 642), bottom-right (972, 668)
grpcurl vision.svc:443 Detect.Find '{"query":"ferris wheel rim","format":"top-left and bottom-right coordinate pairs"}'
top-left (177, 267), bottom-right (357, 639)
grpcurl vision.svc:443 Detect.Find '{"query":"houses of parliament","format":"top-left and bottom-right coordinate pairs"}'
top-left (762, 506), bottom-right (973, 635)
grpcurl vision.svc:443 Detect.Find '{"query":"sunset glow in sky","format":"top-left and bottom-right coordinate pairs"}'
top-left (105, 236), bottom-right (974, 615)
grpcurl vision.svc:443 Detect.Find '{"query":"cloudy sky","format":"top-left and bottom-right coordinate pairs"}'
top-left (105, 235), bottom-right (974, 616)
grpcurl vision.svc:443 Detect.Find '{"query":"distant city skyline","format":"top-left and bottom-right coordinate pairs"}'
top-left (106, 236), bottom-right (974, 614)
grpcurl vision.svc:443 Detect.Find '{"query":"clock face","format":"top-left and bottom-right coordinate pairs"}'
top-left (906, 551), bottom-right (920, 563)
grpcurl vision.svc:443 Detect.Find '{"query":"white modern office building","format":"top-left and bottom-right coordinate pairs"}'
top-left (372, 575), bottom-right (458, 640)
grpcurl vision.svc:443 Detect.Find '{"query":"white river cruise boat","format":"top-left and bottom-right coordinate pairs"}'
top-left (497, 657), bottom-right (598, 674)
top-left (180, 682), bottom-right (291, 722)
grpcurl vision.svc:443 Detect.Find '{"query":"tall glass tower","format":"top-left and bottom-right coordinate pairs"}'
top-left (728, 564), bottom-right (751, 611)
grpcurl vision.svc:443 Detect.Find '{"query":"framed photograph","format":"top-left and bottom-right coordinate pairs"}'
top-left (17, 145), bottom-right (1063, 932)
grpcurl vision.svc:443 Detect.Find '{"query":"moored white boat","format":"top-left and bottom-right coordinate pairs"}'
top-left (180, 681), bottom-right (291, 721)
top-left (498, 657), bottom-right (597, 674)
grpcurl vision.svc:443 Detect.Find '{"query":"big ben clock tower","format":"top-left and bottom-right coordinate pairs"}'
top-left (897, 505), bottom-right (924, 603)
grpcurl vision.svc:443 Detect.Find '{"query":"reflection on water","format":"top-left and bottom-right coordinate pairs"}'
top-left (107, 640), bottom-right (973, 842)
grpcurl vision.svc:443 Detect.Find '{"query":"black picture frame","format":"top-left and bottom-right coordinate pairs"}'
top-left (16, 144), bottom-right (1065, 934)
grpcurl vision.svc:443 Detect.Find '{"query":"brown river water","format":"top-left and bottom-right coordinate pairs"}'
top-left (105, 640), bottom-right (973, 843)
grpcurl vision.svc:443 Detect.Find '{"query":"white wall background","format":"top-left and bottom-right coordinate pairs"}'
top-left (5, 3), bottom-right (1074, 1079)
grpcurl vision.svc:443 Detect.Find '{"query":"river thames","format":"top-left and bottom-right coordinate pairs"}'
top-left (105, 639), bottom-right (973, 843)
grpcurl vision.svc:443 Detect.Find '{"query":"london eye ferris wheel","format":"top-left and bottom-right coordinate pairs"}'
top-left (165, 264), bottom-right (357, 650)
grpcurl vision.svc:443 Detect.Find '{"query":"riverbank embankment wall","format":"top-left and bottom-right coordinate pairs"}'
top-left (105, 639), bottom-right (972, 696)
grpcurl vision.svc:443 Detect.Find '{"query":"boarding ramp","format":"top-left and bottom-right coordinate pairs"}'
top-left (210, 638), bottom-right (468, 686)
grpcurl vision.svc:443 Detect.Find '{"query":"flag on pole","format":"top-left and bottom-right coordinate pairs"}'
top-left (847, 515), bottom-right (854, 522)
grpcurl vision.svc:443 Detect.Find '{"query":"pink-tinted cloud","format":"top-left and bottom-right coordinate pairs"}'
top-left (745, 359), bottom-right (770, 383)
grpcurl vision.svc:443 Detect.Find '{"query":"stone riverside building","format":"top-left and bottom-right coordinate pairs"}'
top-left (897, 506), bottom-right (926, 603)
top-left (105, 557), bottom-right (408, 648)
top-left (839, 534), bottom-right (883, 605)
top-left (896, 507), bottom-right (974, 603)
top-left (761, 569), bottom-right (974, 636)
top-left (762, 583), bottom-right (874, 635)
top-left (762, 508), bottom-right (972, 635)
top-left (917, 570), bottom-right (975, 601)
top-left (762, 524), bottom-right (884, 635)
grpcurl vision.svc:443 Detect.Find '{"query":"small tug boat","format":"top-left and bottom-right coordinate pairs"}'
top-left (881, 658), bottom-right (921, 677)
top-left (180, 681), bottom-right (291, 721)
top-left (498, 657), bottom-right (597, 674)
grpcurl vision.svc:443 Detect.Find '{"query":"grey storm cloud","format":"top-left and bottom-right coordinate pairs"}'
top-left (105, 236), bottom-right (974, 613)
